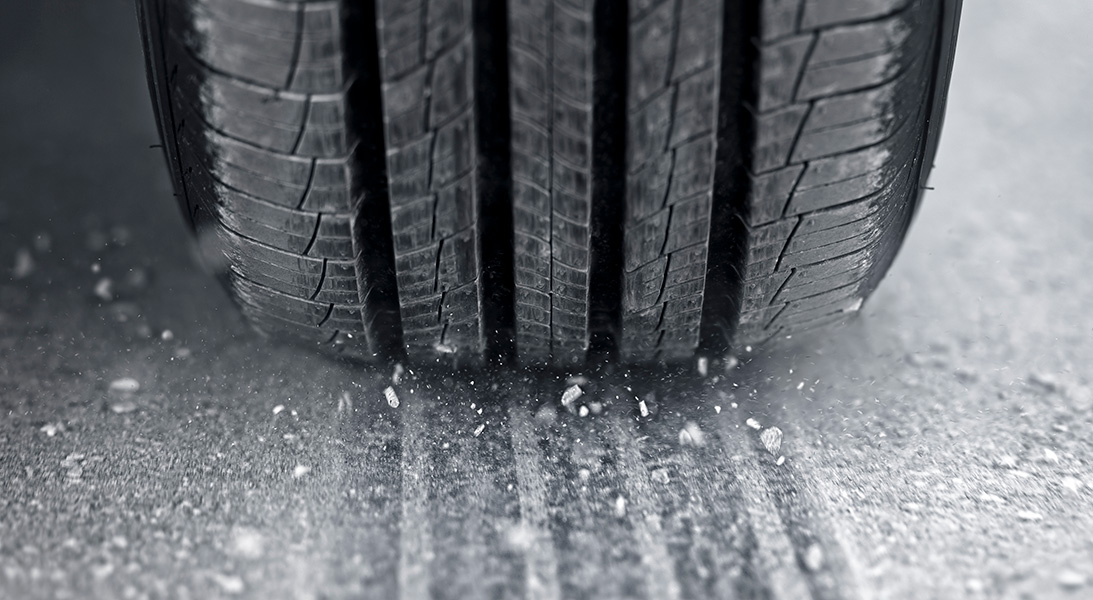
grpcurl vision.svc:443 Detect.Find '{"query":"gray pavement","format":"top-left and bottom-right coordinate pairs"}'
top-left (1, 1), bottom-right (1092, 598)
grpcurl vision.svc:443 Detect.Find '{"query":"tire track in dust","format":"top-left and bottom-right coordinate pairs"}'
top-left (398, 393), bottom-right (432, 600)
top-left (508, 401), bottom-right (563, 600)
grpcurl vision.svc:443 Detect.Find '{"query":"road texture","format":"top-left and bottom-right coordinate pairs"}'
top-left (2, 1), bottom-right (1092, 599)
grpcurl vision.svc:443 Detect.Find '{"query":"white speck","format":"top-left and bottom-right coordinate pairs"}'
top-left (760, 427), bottom-right (783, 455)
top-left (744, 346), bottom-right (752, 353)
top-left (12, 248), bottom-right (34, 279)
top-left (696, 357), bottom-right (708, 377)
top-left (995, 455), bottom-right (1018, 469)
top-left (965, 579), bottom-right (985, 593)
top-left (160, 329), bottom-right (174, 341)
top-left (1042, 448), bottom-right (1060, 463)
top-left (679, 422), bottom-right (705, 446)
top-left (796, 381), bottom-right (804, 391)
top-left (577, 468), bottom-right (591, 481)
top-left (1061, 476), bottom-right (1083, 493)
top-left (40, 423), bottom-right (63, 437)
top-left (901, 502), bottom-right (923, 513)
top-left (845, 298), bottom-right (864, 313)
top-left (651, 468), bottom-right (670, 484)
top-left (614, 495), bottom-right (627, 517)
top-left (110, 401), bottom-right (137, 414)
top-left (384, 386), bottom-right (400, 408)
top-left (1029, 372), bottom-right (1059, 391)
top-left (272, 405), bottom-right (284, 415)
top-left (210, 573), bottom-right (245, 594)
top-left (561, 385), bottom-right (583, 410)
top-left (714, 406), bottom-right (721, 414)
top-left (979, 493), bottom-right (1006, 504)
top-left (745, 418), bottom-right (761, 430)
top-left (94, 278), bottom-right (114, 302)
top-left (392, 363), bottom-right (405, 385)
top-left (1058, 570), bottom-right (1087, 589)
top-left (91, 262), bottom-right (101, 274)
top-left (638, 399), bottom-right (650, 418)
top-left (776, 455), bottom-right (785, 466)
top-left (731, 402), bottom-right (738, 409)
top-left (1016, 510), bottom-right (1043, 522)
top-left (578, 405), bottom-right (589, 417)
top-left (473, 423), bottom-right (486, 437)
top-left (723, 356), bottom-right (739, 371)
top-left (33, 233), bottom-right (52, 253)
top-left (292, 465), bottom-right (311, 479)
top-left (803, 543), bottom-right (824, 571)
top-left (108, 378), bottom-right (140, 394)
top-left (435, 343), bottom-right (456, 354)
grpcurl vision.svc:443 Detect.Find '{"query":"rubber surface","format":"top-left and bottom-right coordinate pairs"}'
top-left (138, 0), bottom-right (960, 366)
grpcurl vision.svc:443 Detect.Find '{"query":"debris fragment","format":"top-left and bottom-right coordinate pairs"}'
top-left (1016, 510), bottom-right (1043, 522)
top-left (679, 422), bottom-right (706, 446)
top-left (723, 356), bottom-right (739, 371)
top-left (803, 543), bottom-right (824, 571)
top-left (561, 385), bottom-right (583, 411)
top-left (714, 405), bottom-right (721, 414)
top-left (160, 329), bottom-right (174, 341)
top-left (1028, 372), bottom-right (1060, 391)
top-left (434, 343), bottom-right (456, 354)
top-left (272, 405), bottom-right (284, 415)
top-left (745, 417), bottom-right (761, 430)
top-left (93, 278), bottom-right (114, 302)
top-left (533, 403), bottom-right (556, 425)
top-left (796, 381), bottom-right (804, 390)
top-left (1061, 476), bottom-right (1083, 493)
top-left (1057, 570), bottom-right (1087, 589)
top-left (566, 375), bottom-right (589, 387)
top-left (337, 392), bottom-right (353, 414)
top-left (473, 423), bottom-right (486, 437)
top-left (760, 427), bottom-right (783, 455)
top-left (995, 455), bottom-right (1018, 469)
top-left (292, 465), bottom-right (311, 479)
top-left (587, 401), bottom-right (603, 415)
top-left (392, 363), bottom-right (405, 385)
top-left (227, 527), bottom-right (265, 560)
top-left (614, 495), bottom-right (627, 517)
top-left (578, 405), bottom-right (589, 418)
top-left (775, 456), bottom-right (785, 466)
top-left (638, 399), bottom-right (650, 418)
top-left (651, 468), bottom-right (670, 484)
top-left (210, 573), bottom-right (245, 595)
top-left (110, 400), bottom-right (137, 414)
top-left (384, 386), bottom-right (400, 409)
top-left (108, 378), bottom-right (140, 394)
top-left (1041, 448), bottom-right (1060, 464)
top-left (39, 422), bottom-right (63, 437)
top-left (696, 356), bottom-right (708, 377)
top-left (577, 468), bottom-right (591, 481)
top-left (12, 248), bottom-right (34, 279)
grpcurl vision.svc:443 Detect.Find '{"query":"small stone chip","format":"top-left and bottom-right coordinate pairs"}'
top-left (94, 278), bottom-right (114, 302)
top-left (578, 405), bottom-right (589, 417)
top-left (384, 386), bottom-right (400, 408)
top-left (1016, 510), bottom-right (1043, 522)
top-left (473, 423), bottom-right (486, 437)
top-left (776, 455), bottom-right (786, 466)
top-left (40, 422), bottom-right (63, 437)
top-left (679, 422), bottom-right (706, 446)
top-left (292, 465), bottom-right (311, 479)
top-left (803, 543), bottom-right (824, 571)
top-left (210, 573), bottom-right (245, 595)
top-left (1057, 570), bottom-right (1087, 589)
top-left (561, 385), bottom-right (583, 410)
top-left (696, 357), bottom-right (709, 377)
top-left (108, 378), bottom-right (140, 394)
top-left (760, 427), bottom-right (783, 455)
top-left (638, 399), bottom-right (650, 418)
top-left (272, 405), bottom-right (284, 415)
top-left (745, 418), bottom-right (761, 430)
top-left (110, 400), bottom-right (137, 414)
top-left (392, 363), bottom-right (405, 385)
top-left (614, 495), bottom-right (627, 517)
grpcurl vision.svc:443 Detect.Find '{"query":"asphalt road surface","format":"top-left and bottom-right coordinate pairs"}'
top-left (2, 1), bottom-right (1092, 599)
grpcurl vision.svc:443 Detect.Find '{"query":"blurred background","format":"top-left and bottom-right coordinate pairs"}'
top-left (1, 1), bottom-right (1091, 598)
